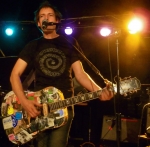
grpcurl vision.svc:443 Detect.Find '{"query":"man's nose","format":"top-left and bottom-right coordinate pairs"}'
top-left (45, 18), bottom-right (48, 21)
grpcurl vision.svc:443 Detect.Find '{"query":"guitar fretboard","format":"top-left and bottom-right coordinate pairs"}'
top-left (48, 90), bottom-right (102, 112)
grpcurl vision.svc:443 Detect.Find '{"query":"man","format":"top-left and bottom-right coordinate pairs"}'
top-left (10, 1), bottom-right (113, 147)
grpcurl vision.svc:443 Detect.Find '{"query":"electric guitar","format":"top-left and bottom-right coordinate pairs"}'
top-left (1, 77), bottom-right (141, 145)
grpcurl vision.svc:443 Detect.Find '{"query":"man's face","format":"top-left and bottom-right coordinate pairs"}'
top-left (38, 7), bottom-right (58, 31)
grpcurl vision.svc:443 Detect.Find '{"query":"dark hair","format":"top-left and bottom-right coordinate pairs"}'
top-left (34, 1), bottom-right (62, 25)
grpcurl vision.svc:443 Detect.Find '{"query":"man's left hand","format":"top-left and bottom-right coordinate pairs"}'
top-left (99, 85), bottom-right (114, 101)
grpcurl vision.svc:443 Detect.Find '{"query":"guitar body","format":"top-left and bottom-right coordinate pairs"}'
top-left (1, 86), bottom-right (68, 145)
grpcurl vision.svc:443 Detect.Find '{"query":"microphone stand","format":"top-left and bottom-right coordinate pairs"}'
top-left (62, 36), bottom-right (106, 80)
top-left (115, 38), bottom-right (121, 147)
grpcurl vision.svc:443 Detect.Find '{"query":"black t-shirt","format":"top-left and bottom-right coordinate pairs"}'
top-left (19, 35), bottom-right (80, 98)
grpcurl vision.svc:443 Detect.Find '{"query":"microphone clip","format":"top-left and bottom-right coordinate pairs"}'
top-left (42, 20), bottom-right (59, 30)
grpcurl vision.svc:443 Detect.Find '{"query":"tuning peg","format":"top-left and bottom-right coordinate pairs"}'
top-left (104, 79), bottom-right (110, 84)
top-left (124, 77), bottom-right (128, 80)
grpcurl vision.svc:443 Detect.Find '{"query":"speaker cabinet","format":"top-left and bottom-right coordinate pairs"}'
top-left (101, 115), bottom-right (140, 143)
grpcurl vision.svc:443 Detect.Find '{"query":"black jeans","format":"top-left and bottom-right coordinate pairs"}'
top-left (35, 106), bottom-right (74, 147)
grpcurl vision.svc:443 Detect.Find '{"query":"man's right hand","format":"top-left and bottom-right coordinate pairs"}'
top-left (20, 99), bottom-right (42, 118)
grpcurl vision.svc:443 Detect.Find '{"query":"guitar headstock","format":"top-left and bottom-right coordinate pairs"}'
top-left (114, 77), bottom-right (141, 96)
top-left (105, 77), bottom-right (141, 96)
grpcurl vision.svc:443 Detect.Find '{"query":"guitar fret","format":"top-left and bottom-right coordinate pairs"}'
top-left (58, 101), bottom-right (61, 109)
top-left (69, 97), bottom-right (74, 105)
top-left (58, 101), bottom-right (63, 108)
top-left (72, 96), bottom-right (78, 104)
top-left (49, 103), bottom-right (53, 112)
top-left (96, 90), bottom-right (102, 97)
top-left (55, 102), bottom-right (59, 110)
top-left (73, 96), bottom-right (78, 104)
top-left (53, 102), bottom-right (57, 110)
top-left (70, 97), bottom-right (74, 104)
top-left (80, 95), bottom-right (85, 101)
top-left (51, 102), bottom-right (55, 110)
top-left (77, 95), bottom-right (81, 102)
top-left (75, 95), bottom-right (79, 102)
top-left (67, 98), bottom-right (74, 106)
top-left (85, 93), bottom-right (89, 101)
top-left (69, 98), bottom-right (73, 105)
top-left (57, 101), bottom-right (60, 109)
top-left (56, 102), bottom-right (59, 110)
top-left (91, 91), bottom-right (96, 98)
top-left (76, 95), bottom-right (84, 103)
top-left (50, 102), bottom-right (57, 111)
top-left (88, 92), bottom-right (93, 99)
top-left (65, 99), bottom-right (70, 106)
top-left (75, 96), bottom-right (79, 103)
top-left (62, 100), bottom-right (66, 107)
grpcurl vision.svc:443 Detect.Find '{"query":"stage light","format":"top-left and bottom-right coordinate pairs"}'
top-left (5, 28), bottom-right (14, 36)
top-left (100, 28), bottom-right (111, 37)
top-left (64, 27), bottom-right (73, 35)
top-left (128, 18), bottom-right (143, 34)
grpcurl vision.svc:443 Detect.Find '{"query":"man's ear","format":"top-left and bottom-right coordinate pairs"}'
top-left (56, 19), bottom-right (60, 23)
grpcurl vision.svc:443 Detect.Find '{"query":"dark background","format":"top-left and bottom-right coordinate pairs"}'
top-left (0, 0), bottom-right (150, 147)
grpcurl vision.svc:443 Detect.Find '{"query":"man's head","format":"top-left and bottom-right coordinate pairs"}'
top-left (34, 1), bottom-right (62, 31)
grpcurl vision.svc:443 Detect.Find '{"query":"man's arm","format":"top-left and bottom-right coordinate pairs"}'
top-left (72, 60), bottom-right (113, 101)
top-left (10, 58), bottom-right (41, 117)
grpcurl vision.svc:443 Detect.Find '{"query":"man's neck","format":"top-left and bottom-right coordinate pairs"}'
top-left (43, 31), bottom-right (59, 39)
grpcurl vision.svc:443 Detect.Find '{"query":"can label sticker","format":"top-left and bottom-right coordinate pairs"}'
top-left (7, 106), bottom-right (14, 115)
top-left (1, 102), bottom-right (7, 116)
top-left (11, 115), bottom-right (18, 127)
top-left (2, 116), bottom-right (13, 130)
top-left (8, 134), bottom-right (16, 141)
top-left (16, 129), bottom-right (33, 144)
top-left (15, 112), bottom-right (22, 120)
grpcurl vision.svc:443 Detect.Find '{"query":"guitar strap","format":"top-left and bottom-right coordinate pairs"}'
top-left (61, 35), bottom-right (85, 59)
top-left (22, 69), bottom-right (35, 90)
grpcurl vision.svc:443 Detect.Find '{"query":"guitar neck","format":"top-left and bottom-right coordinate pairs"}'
top-left (39, 77), bottom-right (141, 112)
top-left (48, 89), bottom-right (102, 111)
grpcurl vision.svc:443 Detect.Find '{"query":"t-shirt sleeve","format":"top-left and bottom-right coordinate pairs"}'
top-left (19, 40), bottom-right (37, 64)
top-left (68, 37), bottom-right (83, 64)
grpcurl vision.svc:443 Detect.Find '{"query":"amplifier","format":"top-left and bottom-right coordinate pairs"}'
top-left (101, 115), bottom-right (140, 143)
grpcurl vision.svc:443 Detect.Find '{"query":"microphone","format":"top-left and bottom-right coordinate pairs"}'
top-left (42, 20), bottom-right (48, 30)
top-left (42, 20), bottom-right (60, 29)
